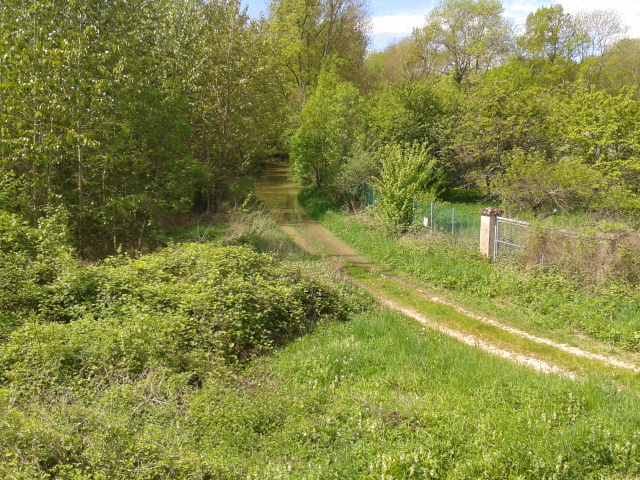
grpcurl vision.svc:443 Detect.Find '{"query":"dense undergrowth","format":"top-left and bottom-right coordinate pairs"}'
top-left (321, 210), bottom-right (640, 351)
top-left (0, 210), bottom-right (367, 478)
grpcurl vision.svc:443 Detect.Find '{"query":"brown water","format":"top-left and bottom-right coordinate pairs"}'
top-left (255, 165), bottom-right (307, 225)
top-left (255, 164), bottom-right (372, 265)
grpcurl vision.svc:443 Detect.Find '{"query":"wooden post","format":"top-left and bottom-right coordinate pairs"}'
top-left (478, 207), bottom-right (504, 260)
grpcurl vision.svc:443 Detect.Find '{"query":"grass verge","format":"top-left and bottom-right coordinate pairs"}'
top-left (319, 210), bottom-right (640, 357)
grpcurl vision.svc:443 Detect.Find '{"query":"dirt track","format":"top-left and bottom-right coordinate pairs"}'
top-left (256, 166), bottom-right (640, 380)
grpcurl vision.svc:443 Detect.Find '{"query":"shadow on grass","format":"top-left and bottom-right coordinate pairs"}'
top-left (297, 187), bottom-right (335, 220)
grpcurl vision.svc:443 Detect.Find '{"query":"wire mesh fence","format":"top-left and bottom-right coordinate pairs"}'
top-left (362, 186), bottom-right (479, 243)
top-left (494, 217), bottom-right (529, 263)
top-left (362, 186), bottom-right (638, 272)
top-left (412, 200), bottom-right (480, 241)
top-left (493, 216), bottom-right (587, 266)
top-left (364, 185), bottom-right (376, 206)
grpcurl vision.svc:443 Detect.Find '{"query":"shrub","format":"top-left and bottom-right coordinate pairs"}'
top-left (0, 209), bottom-right (76, 337)
top-left (372, 142), bottom-right (442, 232)
top-left (1, 244), bottom-right (368, 391)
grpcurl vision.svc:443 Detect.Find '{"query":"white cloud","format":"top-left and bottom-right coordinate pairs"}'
top-left (371, 13), bottom-right (426, 35)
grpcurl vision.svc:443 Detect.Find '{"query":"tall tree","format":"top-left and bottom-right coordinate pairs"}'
top-left (1, 0), bottom-right (283, 255)
top-left (412, 0), bottom-right (512, 83)
top-left (518, 4), bottom-right (588, 65)
top-left (267, 0), bottom-right (370, 107)
top-left (575, 9), bottom-right (627, 61)
top-left (452, 68), bottom-right (555, 191)
top-left (290, 67), bottom-right (364, 189)
top-left (599, 38), bottom-right (640, 94)
top-left (188, 0), bottom-right (285, 211)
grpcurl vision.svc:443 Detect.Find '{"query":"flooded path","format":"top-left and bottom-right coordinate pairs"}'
top-left (255, 165), bottom-right (372, 265)
top-left (254, 164), bottom-right (307, 225)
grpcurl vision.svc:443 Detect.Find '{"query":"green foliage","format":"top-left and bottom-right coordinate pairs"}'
top-left (518, 4), bottom-right (587, 65)
top-left (331, 146), bottom-right (379, 209)
top-left (3, 295), bottom-right (640, 478)
top-left (452, 71), bottom-right (556, 190)
top-left (267, 0), bottom-right (370, 106)
top-left (368, 79), bottom-right (461, 161)
top-left (0, 209), bottom-right (74, 338)
top-left (372, 142), bottom-right (442, 231)
top-left (290, 67), bottom-right (366, 190)
top-left (0, 209), bottom-right (375, 478)
top-left (4, 244), bottom-right (365, 381)
top-left (0, 0), bottom-right (287, 257)
top-left (297, 187), bottom-right (334, 219)
top-left (598, 38), bottom-right (640, 93)
top-left (414, 0), bottom-right (513, 83)
top-left (494, 150), bottom-right (603, 215)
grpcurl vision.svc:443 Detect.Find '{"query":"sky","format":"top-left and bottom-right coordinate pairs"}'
top-left (243, 0), bottom-right (640, 51)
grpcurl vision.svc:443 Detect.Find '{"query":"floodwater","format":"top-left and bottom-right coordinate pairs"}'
top-left (255, 163), bottom-right (372, 265)
top-left (255, 164), bottom-right (307, 225)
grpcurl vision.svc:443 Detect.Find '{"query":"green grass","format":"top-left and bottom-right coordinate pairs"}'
top-left (347, 264), bottom-right (640, 391)
top-left (3, 208), bottom-right (640, 479)
top-left (3, 307), bottom-right (640, 479)
top-left (320, 211), bottom-right (640, 354)
top-left (164, 221), bottom-right (229, 243)
top-left (189, 309), bottom-right (640, 479)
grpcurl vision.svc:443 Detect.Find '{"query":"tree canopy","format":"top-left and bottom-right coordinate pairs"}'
top-left (2, 0), bottom-right (640, 248)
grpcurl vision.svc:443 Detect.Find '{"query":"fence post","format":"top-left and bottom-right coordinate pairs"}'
top-left (430, 202), bottom-right (434, 233)
top-left (451, 208), bottom-right (455, 234)
top-left (478, 207), bottom-right (504, 260)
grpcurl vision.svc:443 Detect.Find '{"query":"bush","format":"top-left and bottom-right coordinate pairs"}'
top-left (0, 209), bottom-right (76, 338)
top-left (373, 142), bottom-right (442, 232)
top-left (1, 244), bottom-right (368, 391)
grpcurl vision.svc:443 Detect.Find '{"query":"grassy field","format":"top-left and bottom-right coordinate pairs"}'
top-left (180, 308), bottom-right (640, 479)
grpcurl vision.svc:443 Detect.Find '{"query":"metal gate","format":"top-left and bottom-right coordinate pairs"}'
top-left (494, 216), bottom-right (529, 262)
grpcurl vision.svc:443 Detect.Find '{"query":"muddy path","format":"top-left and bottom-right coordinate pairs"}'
top-left (256, 165), bottom-right (640, 381)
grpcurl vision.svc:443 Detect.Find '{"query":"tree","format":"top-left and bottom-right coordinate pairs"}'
top-left (556, 85), bottom-right (640, 167)
top-left (364, 39), bottom-right (415, 86)
top-left (413, 0), bottom-right (512, 83)
top-left (267, 0), bottom-right (370, 106)
top-left (518, 4), bottom-right (587, 65)
top-left (188, 0), bottom-right (286, 212)
top-left (451, 66), bottom-right (556, 192)
top-left (493, 150), bottom-right (602, 215)
top-left (0, 0), bottom-right (283, 256)
top-left (290, 68), bottom-right (364, 190)
top-left (368, 79), bottom-right (460, 158)
top-left (598, 38), bottom-right (640, 94)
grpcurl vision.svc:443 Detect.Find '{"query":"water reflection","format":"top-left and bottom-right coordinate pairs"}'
top-left (255, 164), bottom-right (307, 225)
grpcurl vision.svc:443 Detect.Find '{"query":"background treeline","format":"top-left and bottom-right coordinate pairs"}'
top-left (290, 0), bottom-right (640, 229)
top-left (2, 0), bottom-right (640, 257)
top-left (1, 0), bottom-right (274, 257)
top-left (0, 0), bottom-right (370, 257)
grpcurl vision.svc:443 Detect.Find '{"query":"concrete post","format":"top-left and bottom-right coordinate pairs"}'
top-left (478, 207), bottom-right (504, 260)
